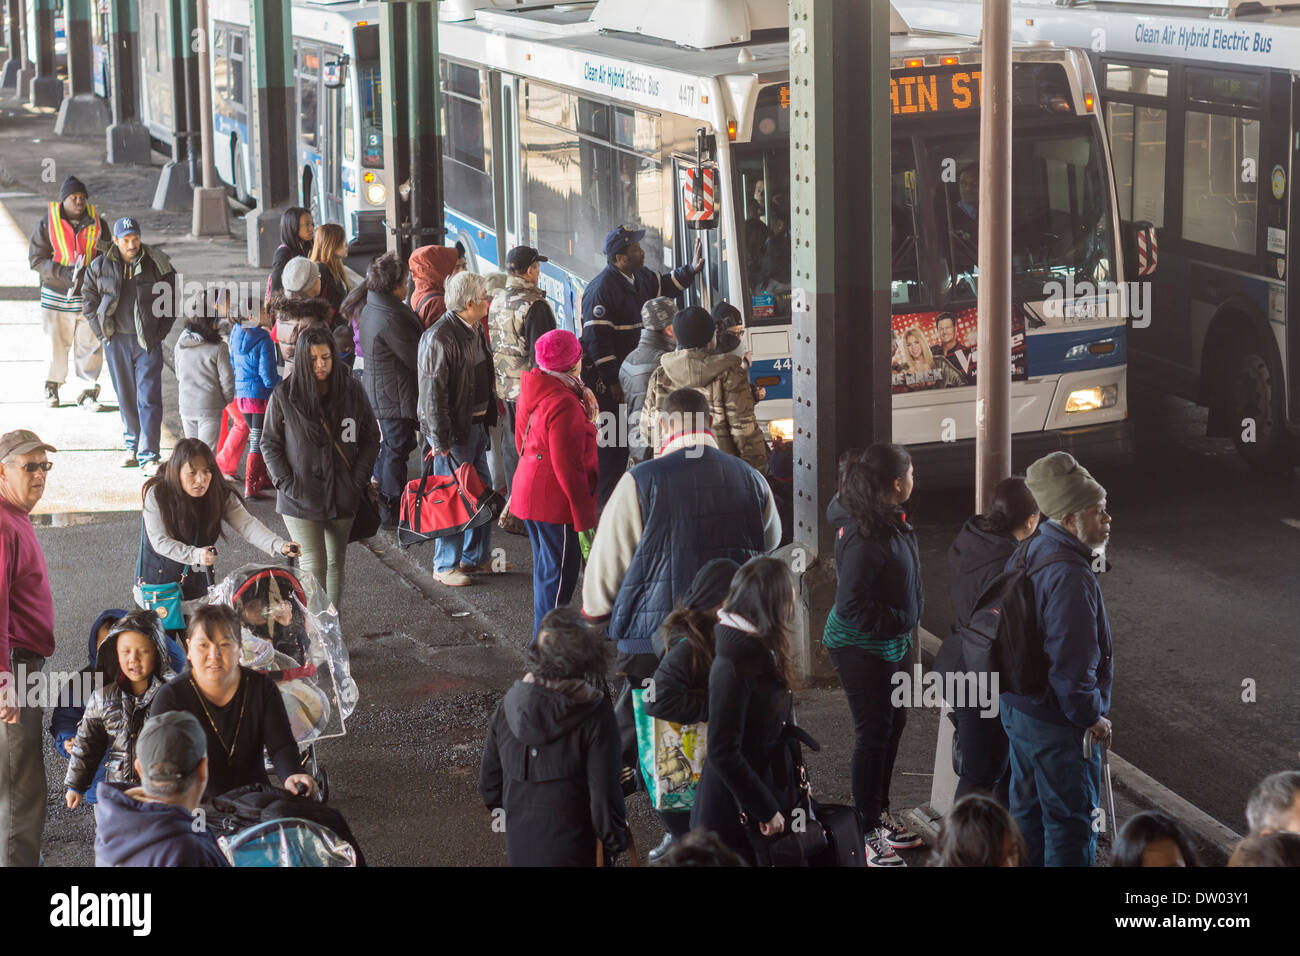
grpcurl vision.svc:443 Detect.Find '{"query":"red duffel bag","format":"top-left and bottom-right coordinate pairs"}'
top-left (398, 453), bottom-right (504, 548)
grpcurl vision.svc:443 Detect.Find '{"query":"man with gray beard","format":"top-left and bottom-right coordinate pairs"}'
top-left (1001, 452), bottom-right (1114, 867)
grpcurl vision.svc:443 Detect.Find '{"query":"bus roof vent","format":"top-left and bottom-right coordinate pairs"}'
top-left (590, 0), bottom-right (789, 49)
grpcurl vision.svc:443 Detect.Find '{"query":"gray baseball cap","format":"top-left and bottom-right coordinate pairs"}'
top-left (137, 711), bottom-right (207, 781)
top-left (0, 429), bottom-right (57, 462)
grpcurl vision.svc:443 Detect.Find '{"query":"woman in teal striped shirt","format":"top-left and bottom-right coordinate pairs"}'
top-left (824, 444), bottom-right (924, 867)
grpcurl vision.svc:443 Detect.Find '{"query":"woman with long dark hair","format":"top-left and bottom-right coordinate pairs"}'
top-left (350, 253), bottom-right (423, 527)
top-left (942, 475), bottom-right (1040, 807)
top-left (691, 556), bottom-right (798, 865)
top-left (137, 438), bottom-right (299, 622)
top-left (267, 207), bottom-right (313, 298)
top-left (823, 443), bottom-right (924, 867)
top-left (260, 325), bottom-right (380, 610)
top-left (1112, 810), bottom-right (1198, 867)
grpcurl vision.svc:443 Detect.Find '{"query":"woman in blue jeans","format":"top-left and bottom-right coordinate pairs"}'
top-left (822, 444), bottom-right (924, 867)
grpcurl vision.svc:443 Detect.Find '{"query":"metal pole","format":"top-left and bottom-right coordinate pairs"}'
top-left (975, 0), bottom-right (1012, 512)
top-left (192, 0), bottom-right (229, 236)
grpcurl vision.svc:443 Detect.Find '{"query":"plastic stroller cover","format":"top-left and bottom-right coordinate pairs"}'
top-left (221, 818), bottom-right (357, 867)
top-left (208, 563), bottom-right (359, 744)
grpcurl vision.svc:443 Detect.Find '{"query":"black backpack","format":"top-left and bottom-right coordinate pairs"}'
top-left (206, 783), bottom-right (367, 866)
top-left (957, 540), bottom-right (1089, 697)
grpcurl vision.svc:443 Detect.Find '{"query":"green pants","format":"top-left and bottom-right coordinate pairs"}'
top-left (282, 515), bottom-right (353, 610)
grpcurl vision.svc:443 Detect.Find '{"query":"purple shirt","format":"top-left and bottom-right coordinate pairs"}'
top-left (0, 498), bottom-right (55, 670)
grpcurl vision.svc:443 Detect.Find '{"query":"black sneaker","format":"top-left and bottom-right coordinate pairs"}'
top-left (880, 811), bottom-right (924, 850)
top-left (865, 827), bottom-right (907, 867)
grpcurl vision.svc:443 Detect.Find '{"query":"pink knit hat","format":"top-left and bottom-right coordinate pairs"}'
top-left (535, 329), bottom-right (583, 372)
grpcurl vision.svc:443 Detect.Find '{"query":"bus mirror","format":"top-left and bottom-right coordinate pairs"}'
top-left (323, 56), bottom-right (349, 89)
top-left (1122, 220), bottom-right (1158, 279)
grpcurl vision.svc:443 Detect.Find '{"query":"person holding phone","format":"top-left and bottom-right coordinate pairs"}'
top-left (139, 438), bottom-right (299, 627)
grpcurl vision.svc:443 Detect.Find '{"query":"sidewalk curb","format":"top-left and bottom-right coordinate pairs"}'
top-left (915, 627), bottom-right (1241, 857)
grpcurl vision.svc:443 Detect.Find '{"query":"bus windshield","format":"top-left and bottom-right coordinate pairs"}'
top-left (358, 62), bottom-right (383, 168)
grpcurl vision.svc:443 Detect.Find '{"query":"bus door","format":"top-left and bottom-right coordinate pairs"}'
top-left (322, 48), bottom-right (347, 226)
top-left (672, 154), bottom-right (721, 312)
top-left (496, 73), bottom-right (521, 253)
top-left (1290, 74), bottom-right (1300, 423)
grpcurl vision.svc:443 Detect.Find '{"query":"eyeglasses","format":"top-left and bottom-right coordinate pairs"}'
top-left (8, 461), bottom-right (54, 473)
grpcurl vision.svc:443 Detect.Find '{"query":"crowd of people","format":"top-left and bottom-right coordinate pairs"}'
top-left (3, 175), bottom-right (1295, 869)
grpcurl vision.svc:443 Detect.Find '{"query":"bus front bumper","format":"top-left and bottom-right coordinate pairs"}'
top-left (905, 419), bottom-right (1134, 488)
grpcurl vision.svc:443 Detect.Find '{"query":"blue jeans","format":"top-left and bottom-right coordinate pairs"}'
top-left (103, 332), bottom-right (163, 462)
top-left (523, 519), bottom-right (580, 641)
top-left (1001, 705), bottom-right (1101, 867)
top-left (376, 417), bottom-right (418, 526)
top-left (431, 424), bottom-right (492, 574)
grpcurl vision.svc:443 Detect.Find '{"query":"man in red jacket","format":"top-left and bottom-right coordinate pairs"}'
top-left (508, 331), bottom-right (599, 640)
top-left (0, 430), bottom-right (58, 866)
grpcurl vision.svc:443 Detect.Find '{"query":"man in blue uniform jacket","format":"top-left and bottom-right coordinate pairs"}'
top-left (581, 225), bottom-right (704, 508)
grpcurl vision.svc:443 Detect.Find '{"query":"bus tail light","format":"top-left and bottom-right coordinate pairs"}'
top-left (727, 119), bottom-right (737, 140)
top-left (1084, 93), bottom-right (1095, 111)
top-left (1065, 385), bottom-right (1118, 413)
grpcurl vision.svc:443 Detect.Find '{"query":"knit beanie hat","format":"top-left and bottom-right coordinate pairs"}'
top-left (535, 329), bottom-right (583, 372)
top-left (1025, 452), bottom-right (1106, 522)
top-left (282, 257), bottom-right (320, 296)
top-left (673, 306), bottom-right (715, 350)
top-left (641, 296), bottom-right (676, 332)
top-left (60, 175), bottom-right (88, 201)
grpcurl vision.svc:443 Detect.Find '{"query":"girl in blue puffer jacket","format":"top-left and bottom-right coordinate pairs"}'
top-left (230, 300), bottom-right (280, 499)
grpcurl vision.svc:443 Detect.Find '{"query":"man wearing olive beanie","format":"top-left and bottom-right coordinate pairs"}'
top-left (1001, 451), bottom-right (1114, 867)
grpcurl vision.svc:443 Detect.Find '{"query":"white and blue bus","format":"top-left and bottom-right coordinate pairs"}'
top-left (207, 0), bottom-right (389, 251)
top-left (901, 0), bottom-right (1300, 467)
top-left (436, 0), bottom-right (1140, 479)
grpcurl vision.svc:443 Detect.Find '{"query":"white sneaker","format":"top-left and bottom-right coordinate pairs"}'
top-left (865, 827), bottom-right (907, 867)
top-left (880, 810), bottom-right (924, 849)
top-left (140, 460), bottom-right (161, 478)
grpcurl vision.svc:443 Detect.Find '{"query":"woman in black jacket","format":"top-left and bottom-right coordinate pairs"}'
top-left (822, 444), bottom-right (923, 867)
top-left (479, 607), bottom-right (627, 867)
top-left (644, 558), bottom-right (739, 858)
top-left (346, 253), bottom-right (424, 527)
top-left (942, 475), bottom-right (1039, 806)
top-left (690, 556), bottom-right (798, 865)
top-left (266, 207), bottom-right (313, 298)
top-left (261, 325), bottom-right (380, 611)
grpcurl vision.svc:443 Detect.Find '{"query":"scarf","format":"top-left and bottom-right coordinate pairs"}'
top-left (542, 367), bottom-right (599, 423)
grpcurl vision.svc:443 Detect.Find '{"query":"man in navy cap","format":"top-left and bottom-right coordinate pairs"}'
top-left (82, 217), bottom-right (179, 477)
top-left (581, 225), bottom-right (704, 508)
top-left (26, 175), bottom-right (111, 410)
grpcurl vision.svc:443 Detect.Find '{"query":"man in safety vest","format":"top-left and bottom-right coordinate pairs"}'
top-left (27, 176), bottom-right (111, 410)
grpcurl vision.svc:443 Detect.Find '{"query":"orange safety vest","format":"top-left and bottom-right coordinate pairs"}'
top-left (47, 201), bottom-right (100, 267)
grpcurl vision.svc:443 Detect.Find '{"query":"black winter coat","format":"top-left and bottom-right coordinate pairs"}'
top-left (690, 624), bottom-right (791, 860)
top-left (827, 494), bottom-right (924, 637)
top-left (645, 630), bottom-right (711, 726)
top-left (260, 374), bottom-right (381, 521)
top-left (81, 244), bottom-right (178, 349)
top-left (358, 290), bottom-right (423, 421)
top-left (948, 516), bottom-right (1020, 633)
top-left (479, 676), bottom-right (627, 867)
top-left (417, 309), bottom-right (498, 451)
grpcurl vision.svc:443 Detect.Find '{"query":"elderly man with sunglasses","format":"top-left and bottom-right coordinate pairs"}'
top-left (0, 430), bottom-right (58, 866)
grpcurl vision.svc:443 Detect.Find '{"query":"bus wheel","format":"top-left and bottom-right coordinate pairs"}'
top-left (1228, 342), bottom-right (1292, 470)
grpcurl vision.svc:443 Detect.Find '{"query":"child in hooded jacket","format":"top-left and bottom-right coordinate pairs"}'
top-left (230, 299), bottom-right (281, 499)
top-left (64, 611), bottom-right (180, 808)
top-left (174, 312), bottom-right (236, 450)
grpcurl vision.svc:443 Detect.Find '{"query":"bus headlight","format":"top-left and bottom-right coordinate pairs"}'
top-left (366, 182), bottom-right (386, 206)
top-left (1064, 385), bottom-right (1118, 413)
top-left (768, 418), bottom-right (795, 441)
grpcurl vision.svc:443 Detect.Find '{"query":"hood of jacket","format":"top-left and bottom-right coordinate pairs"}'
top-left (826, 493), bottom-right (910, 536)
top-left (409, 245), bottom-right (461, 294)
top-left (176, 328), bottom-right (211, 350)
top-left (97, 617), bottom-right (178, 686)
top-left (230, 321), bottom-right (270, 354)
top-left (87, 608), bottom-right (129, 667)
top-left (502, 676), bottom-right (603, 746)
top-left (951, 515), bottom-right (1019, 577)
top-left (93, 782), bottom-right (217, 866)
top-left (658, 347), bottom-right (739, 389)
top-left (519, 365), bottom-right (581, 409)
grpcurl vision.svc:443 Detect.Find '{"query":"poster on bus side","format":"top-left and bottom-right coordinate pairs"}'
top-left (890, 307), bottom-right (1027, 394)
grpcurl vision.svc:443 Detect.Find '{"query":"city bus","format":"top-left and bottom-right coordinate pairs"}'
top-left (207, 0), bottom-right (389, 251)
top-left (899, 0), bottom-right (1300, 466)
top-left (437, 0), bottom-right (1141, 479)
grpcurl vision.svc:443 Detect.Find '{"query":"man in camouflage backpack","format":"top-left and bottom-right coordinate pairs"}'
top-left (488, 246), bottom-right (557, 494)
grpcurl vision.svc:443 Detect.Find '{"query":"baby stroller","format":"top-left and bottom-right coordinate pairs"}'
top-left (220, 819), bottom-right (358, 867)
top-left (208, 563), bottom-right (359, 802)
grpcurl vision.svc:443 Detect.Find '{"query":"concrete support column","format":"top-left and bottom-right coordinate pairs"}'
top-left (0, 0), bottom-right (20, 87)
top-left (56, 0), bottom-right (111, 136)
top-left (245, 0), bottom-right (294, 267)
top-left (106, 0), bottom-right (151, 164)
top-left (191, 0), bottom-right (228, 236)
top-left (786, 0), bottom-right (893, 681)
top-left (29, 0), bottom-right (62, 108)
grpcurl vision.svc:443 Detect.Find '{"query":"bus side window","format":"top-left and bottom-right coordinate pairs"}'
top-left (1182, 111), bottom-right (1259, 255)
top-left (343, 79), bottom-right (355, 163)
top-left (213, 27), bottom-right (228, 103)
top-left (891, 140), bottom-right (923, 307)
top-left (1106, 101), bottom-right (1167, 228)
top-left (231, 32), bottom-right (245, 109)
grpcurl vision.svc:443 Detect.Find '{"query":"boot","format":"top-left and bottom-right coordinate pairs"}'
top-left (244, 451), bottom-right (274, 499)
top-left (44, 382), bottom-right (60, 407)
top-left (216, 405), bottom-right (249, 479)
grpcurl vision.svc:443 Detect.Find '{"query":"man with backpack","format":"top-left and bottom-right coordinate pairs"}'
top-left (1001, 451), bottom-right (1113, 867)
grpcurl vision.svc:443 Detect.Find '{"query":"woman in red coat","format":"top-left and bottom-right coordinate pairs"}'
top-left (511, 330), bottom-right (599, 641)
